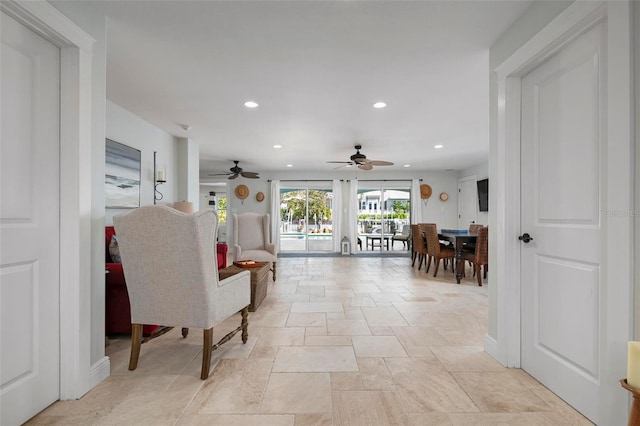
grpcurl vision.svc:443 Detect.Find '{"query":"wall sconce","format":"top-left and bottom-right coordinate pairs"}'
top-left (153, 151), bottom-right (166, 204)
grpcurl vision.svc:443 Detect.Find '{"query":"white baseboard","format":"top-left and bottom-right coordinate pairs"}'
top-left (88, 356), bottom-right (110, 390)
top-left (484, 334), bottom-right (500, 364)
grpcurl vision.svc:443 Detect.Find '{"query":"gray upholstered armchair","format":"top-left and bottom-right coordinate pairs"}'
top-left (114, 205), bottom-right (251, 380)
top-left (233, 212), bottom-right (277, 280)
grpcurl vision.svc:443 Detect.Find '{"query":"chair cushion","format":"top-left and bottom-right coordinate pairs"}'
top-left (109, 235), bottom-right (121, 263)
top-left (237, 218), bottom-right (266, 250)
top-left (237, 249), bottom-right (277, 263)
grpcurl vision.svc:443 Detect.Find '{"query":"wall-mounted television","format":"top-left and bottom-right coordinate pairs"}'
top-left (477, 178), bottom-right (489, 212)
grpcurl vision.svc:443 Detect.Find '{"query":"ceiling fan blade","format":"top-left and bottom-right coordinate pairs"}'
top-left (358, 164), bottom-right (373, 171)
top-left (241, 172), bottom-right (260, 178)
top-left (207, 172), bottom-right (232, 176)
top-left (228, 174), bottom-right (239, 180)
top-left (368, 160), bottom-right (394, 166)
top-left (332, 164), bottom-right (352, 170)
top-left (326, 161), bottom-right (352, 164)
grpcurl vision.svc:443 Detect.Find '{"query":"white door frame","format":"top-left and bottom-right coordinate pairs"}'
top-left (0, 1), bottom-right (103, 399)
top-left (493, 1), bottom-right (633, 423)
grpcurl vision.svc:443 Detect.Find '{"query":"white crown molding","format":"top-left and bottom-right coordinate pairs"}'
top-left (1, 0), bottom-right (94, 53)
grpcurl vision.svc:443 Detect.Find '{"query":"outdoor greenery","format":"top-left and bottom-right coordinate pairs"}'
top-left (392, 200), bottom-right (410, 214)
top-left (357, 212), bottom-right (408, 220)
top-left (217, 197), bottom-right (227, 223)
top-left (280, 190), bottom-right (332, 224)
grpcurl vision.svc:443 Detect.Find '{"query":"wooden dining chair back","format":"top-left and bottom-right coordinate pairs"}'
top-left (463, 223), bottom-right (482, 258)
top-left (469, 224), bottom-right (482, 234)
top-left (424, 223), bottom-right (455, 277)
top-left (462, 226), bottom-right (488, 286)
top-left (410, 224), bottom-right (427, 269)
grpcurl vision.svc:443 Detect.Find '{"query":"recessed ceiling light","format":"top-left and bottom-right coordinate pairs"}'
top-left (403, 164), bottom-right (411, 168)
top-left (286, 164), bottom-right (293, 168)
top-left (434, 144), bottom-right (444, 149)
top-left (244, 101), bottom-right (259, 108)
top-left (273, 144), bottom-right (282, 149)
top-left (373, 102), bottom-right (387, 109)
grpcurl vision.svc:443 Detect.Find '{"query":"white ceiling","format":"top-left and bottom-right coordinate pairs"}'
top-left (55, 1), bottom-right (533, 176)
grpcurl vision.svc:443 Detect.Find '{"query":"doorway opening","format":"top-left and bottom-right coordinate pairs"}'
top-left (356, 184), bottom-right (411, 253)
top-left (279, 185), bottom-right (334, 253)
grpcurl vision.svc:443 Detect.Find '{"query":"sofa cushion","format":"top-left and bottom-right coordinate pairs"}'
top-left (109, 235), bottom-right (121, 263)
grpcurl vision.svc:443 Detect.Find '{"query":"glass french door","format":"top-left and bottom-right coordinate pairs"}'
top-left (279, 186), bottom-right (334, 253)
top-left (356, 185), bottom-right (410, 252)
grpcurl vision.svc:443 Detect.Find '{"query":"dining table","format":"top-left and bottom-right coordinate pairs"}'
top-left (438, 230), bottom-right (478, 284)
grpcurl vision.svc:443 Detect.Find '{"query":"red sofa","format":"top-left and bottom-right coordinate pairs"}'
top-left (105, 226), bottom-right (228, 336)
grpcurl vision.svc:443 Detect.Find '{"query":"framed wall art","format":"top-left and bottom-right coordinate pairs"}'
top-left (105, 139), bottom-right (141, 208)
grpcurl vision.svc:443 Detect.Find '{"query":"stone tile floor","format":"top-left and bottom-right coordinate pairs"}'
top-left (28, 256), bottom-right (592, 425)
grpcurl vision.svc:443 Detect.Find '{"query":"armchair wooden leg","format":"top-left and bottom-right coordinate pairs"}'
top-left (201, 328), bottom-right (213, 380)
top-left (129, 324), bottom-right (143, 371)
top-left (199, 306), bottom-right (250, 380)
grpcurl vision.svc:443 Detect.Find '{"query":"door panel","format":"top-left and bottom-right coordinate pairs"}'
top-left (520, 23), bottom-right (604, 423)
top-left (1, 11), bottom-right (60, 425)
top-left (458, 176), bottom-right (477, 229)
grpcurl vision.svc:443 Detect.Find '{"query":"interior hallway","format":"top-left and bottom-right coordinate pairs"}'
top-left (28, 256), bottom-right (592, 425)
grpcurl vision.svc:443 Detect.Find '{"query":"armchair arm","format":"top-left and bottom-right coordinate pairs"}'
top-left (265, 242), bottom-right (276, 256)
top-left (218, 269), bottom-right (250, 289)
top-left (234, 244), bottom-right (242, 260)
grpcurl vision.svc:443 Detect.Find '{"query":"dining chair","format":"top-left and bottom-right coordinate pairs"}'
top-left (113, 205), bottom-right (251, 380)
top-left (410, 224), bottom-right (427, 269)
top-left (469, 223), bottom-right (482, 233)
top-left (462, 226), bottom-right (488, 286)
top-left (463, 223), bottom-right (482, 265)
top-left (424, 223), bottom-right (455, 277)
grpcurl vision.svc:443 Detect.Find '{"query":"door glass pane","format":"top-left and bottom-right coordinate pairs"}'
top-left (279, 187), bottom-right (334, 252)
top-left (280, 188), bottom-right (307, 252)
top-left (357, 186), bottom-right (410, 252)
top-left (308, 189), bottom-right (333, 252)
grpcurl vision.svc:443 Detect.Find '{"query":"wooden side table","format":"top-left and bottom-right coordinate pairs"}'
top-left (620, 379), bottom-right (640, 425)
top-left (219, 262), bottom-right (270, 312)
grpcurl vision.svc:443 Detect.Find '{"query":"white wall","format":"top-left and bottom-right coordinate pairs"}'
top-left (105, 101), bottom-right (179, 225)
top-left (177, 138), bottom-right (200, 209)
top-left (459, 161), bottom-right (489, 225)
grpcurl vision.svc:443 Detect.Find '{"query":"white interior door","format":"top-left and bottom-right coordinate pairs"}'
top-left (1, 12), bottom-right (61, 425)
top-left (520, 22), bottom-right (604, 423)
top-left (457, 175), bottom-right (477, 229)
